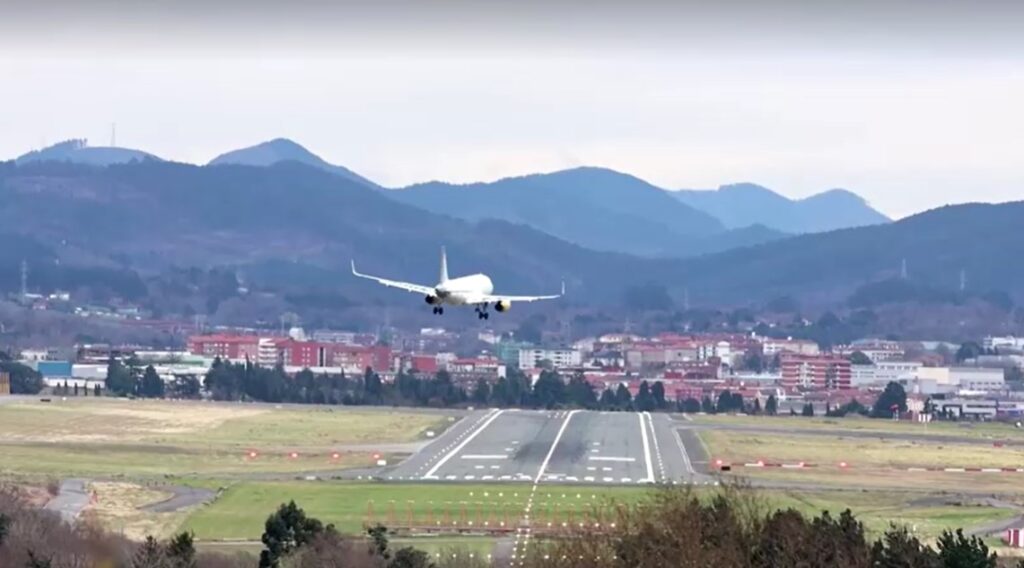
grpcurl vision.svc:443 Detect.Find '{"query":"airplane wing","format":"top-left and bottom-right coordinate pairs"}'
top-left (477, 282), bottom-right (565, 303)
top-left (351, 260), bottom-right (435, 295)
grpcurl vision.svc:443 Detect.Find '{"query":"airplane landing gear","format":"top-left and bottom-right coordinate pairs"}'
top-left (474, 304), bottom-right (490, 320)
top-left (432, 306), bottom-right (444, 315)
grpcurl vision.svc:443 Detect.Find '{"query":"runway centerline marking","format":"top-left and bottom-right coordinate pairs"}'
top-left (588, 456), bottom-right (636, 462)
top-left (460, 454), bottom-right (508, 460)
top-left (534, 410), bottom-right (580, 484)
top-left (638, 412), bottom-right (655, 483)
top-left (423, 409), bottom-right (505, 479)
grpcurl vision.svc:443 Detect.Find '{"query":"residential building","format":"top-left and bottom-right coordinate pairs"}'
top-left (518, 347), bottom-right (582, 369)
top-left (780, 354), bottom-right (851, 390)
top-left (762, 338), bottom-right (820, 357)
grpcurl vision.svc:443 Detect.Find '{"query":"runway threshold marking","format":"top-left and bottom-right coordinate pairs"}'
top-left (423, 409), bottom-right (505, 479)
top-left (638, 412), bottom-right (655, 484)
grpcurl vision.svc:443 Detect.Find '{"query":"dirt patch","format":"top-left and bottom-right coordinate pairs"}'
top-left (84, 481), bottom-right (190, 540)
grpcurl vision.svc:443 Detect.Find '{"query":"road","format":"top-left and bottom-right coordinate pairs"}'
top-left (44, 478), bottom-right (90, 523)
top-left (678, 421), bottom-right (1024, 448)
top-left (388, 409), bottom-right (708, 485)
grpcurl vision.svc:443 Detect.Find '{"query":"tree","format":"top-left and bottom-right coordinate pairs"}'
top-left (566, 373), bottom-right (596, 409)
top-left (765, 395), bottom-right (778, 416)
top-left (872, 382), bottom-right (907, 418)
top-left (389, 547), bottom-right (432, 568)
top-left (848, 351), bottom-right (873, 365)
top-left (259, 501), bottom-right (329, 568)
top-left (599, 388), bottom-right (616, 409)
top-left (956, 341), bottom-right (983, 363)
top-left (716, 390), bottom-right (734, 413)
top-left (615, 384), bottom-right (633, 409)
top-left (936, 528), bottom-right (996, 568)
top-left (131, 536), bottom-right (167, 568)
top-left (166, 531), bottom-right (197, 568)
top-left (363, 367), bottom-right (383, 404)
top-left (635, 381), bottom-right (655, 412)
top-left (751, 398), bottom-right (762, 415)
top-left (701, 395), bottom-right (716, 414)
top-left (0, 512), bottom-right (9, 547)
top-left (0, 360), bottom-right (45, 394)
top-left (533, 370), bottom-right (566, 409)
top-left (651, 381), bottom-right (667, 410)
top-left (470, 378), bottom-right (491, 405)
top-left (139, 365), bottom-right (165, 398)
top-left (94, 384), bottom-right (102, 397)
top-left (169, 376), bottom-right (201, 400)
top-left (105, 356), bottom-right (136, 396)
top-left (802, 402), bottom-right (815, 417)
top-left (870, 525), bottom-right (940, 568)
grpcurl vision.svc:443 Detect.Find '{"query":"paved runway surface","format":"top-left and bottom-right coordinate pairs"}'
top-left (389, 409), bottom-right (707, 485)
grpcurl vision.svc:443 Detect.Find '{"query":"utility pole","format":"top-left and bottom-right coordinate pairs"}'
top-left (20, 260), bottom-right (28, 299)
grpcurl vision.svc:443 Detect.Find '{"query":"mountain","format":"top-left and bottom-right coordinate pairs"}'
top-left (673, 183), bottom-right (890, 234)
top-left (0, 160), bottom-right (686, 305)
top-left (208, 138), bottom-right (377, 188)
top-left (389, 167), bottom-right (739, 257)
top-left (675, 201), bottom-right (1024, 305)
top-left (16, 139), bottom-right (160, 166)
top-left (2, 158), bottom-right (1020, 314)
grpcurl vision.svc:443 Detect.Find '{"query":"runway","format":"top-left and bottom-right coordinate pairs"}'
top-left (389, 409), bottom-right (706, 485)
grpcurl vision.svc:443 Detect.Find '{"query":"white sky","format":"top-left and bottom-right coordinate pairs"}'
top-left (2, 1), bottom-right (1023, 218)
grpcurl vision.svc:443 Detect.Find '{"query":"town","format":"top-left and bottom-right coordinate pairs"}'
top-left (6, 325), bottom-right (1024, 422)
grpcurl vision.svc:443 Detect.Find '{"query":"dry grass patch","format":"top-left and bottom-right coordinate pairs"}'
top-left (84, 482), bottom-right (189, 540)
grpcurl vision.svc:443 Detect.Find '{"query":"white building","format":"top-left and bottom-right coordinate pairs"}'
top-left (518, 347), bottom-right (582, 369)
top-left (984, 336), bottom-right (1024, 351)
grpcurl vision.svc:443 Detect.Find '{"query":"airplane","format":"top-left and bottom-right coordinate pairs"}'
top-left (351, 247), bottom-right (563, 319)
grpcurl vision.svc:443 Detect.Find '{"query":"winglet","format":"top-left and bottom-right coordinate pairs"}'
top-left (351, 259), bottom-right (359, 276)
top-left (561, 281), bottom-right (566, 296)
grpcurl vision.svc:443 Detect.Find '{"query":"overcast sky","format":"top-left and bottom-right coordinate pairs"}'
top-left (2, 0), bottom-right (1023, 218)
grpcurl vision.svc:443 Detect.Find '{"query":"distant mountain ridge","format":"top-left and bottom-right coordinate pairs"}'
top-left (208, 138), bottom-right (377, 188)
top-left (389, 167), bottom-right (789, 257)
top-left (673, 183), bottom-right (890, 234)
top-left (1, 159), bottom-right (1021, 312)
top-left (16, 139), bottom-right (160, 166)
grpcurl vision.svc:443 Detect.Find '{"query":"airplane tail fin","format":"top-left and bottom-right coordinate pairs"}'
top-left (439, 246), bottom-right (449, 284)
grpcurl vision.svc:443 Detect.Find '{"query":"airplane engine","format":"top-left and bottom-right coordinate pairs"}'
top-left (425, 295), bottom-right (441, 305)
top-left (495, 300), bottom-right (511, 312)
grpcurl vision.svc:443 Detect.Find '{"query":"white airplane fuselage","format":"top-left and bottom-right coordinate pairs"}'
top-left (434, 273), bottom-right (494, 306)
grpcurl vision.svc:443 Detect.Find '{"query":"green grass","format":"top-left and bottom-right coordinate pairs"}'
top-left (183, 481), bottom-right (649, 539)
top-left (182, 481), bottom-right (1019, 543)
top-left (0, 399), bottom-right (448, 477)
top-left (762, 490), bottom-right (1020, 540)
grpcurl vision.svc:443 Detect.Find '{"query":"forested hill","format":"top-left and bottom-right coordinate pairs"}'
top-left (675, 202), bottom-right (1024, 305)
top-left (1, 159), bottom-right (1021, 310)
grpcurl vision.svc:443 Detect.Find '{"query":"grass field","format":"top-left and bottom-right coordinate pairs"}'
top-left (689, 413), bottom-right (1024, 441)
top-left (180, 481), bottom-right (1019, 543)
top-left (183, 481), bottom-right (648, 538)
top-left (703, 430), bottom-right (1024, 469)
top-left (702, 429), bottom-right (1024, 492)
top-left (0, 399), bottom-right (448, 477)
